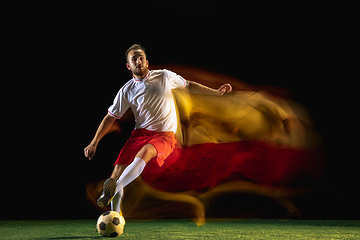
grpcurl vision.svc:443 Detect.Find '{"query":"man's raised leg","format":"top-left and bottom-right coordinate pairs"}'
top-left (97, 144), bottom-right (157, 209)
top-left (97, 164), bottom-right (126, 209)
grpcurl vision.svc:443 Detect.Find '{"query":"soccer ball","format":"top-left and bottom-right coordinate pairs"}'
top-left (96, 211), bottom-right (125, 237)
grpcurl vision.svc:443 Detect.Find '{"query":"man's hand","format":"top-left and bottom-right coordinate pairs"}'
top-left (217, 83), bottom-right (232, 95)
top-left (84, 143), bottom-right (97, 160)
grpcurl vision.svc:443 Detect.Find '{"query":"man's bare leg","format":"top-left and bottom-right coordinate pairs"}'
top-left (134, 144), bottom-right (157, 164)
top-left (97, 144), bottom-right (157, 209)
top-left (111, 164), bottom-right (127, 181)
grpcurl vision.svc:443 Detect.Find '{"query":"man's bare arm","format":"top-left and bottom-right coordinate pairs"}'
top-left (84, 113), bottom-right (116, 160)
top-left (186, 81), bottom-right (232, 95)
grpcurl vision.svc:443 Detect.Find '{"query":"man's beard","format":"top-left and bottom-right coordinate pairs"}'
top-left (132, 66), bottom-right (148, 77)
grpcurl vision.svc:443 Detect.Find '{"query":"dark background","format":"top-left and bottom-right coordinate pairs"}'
top-left (4, 2), bottom-right (357, 220)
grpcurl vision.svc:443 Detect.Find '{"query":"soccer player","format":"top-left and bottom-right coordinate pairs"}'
top-left (84, 44), bottom-right (232, 213)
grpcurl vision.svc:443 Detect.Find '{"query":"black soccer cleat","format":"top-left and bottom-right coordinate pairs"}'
top-left (97, 178), bottom-right (116, 208)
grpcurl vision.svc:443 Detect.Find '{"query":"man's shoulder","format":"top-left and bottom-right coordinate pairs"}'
top-left (150, 69), bottom-right (166, 77)
top-left (117, 78), bottom-right (136, 95)
top-left (150, 69), bottom-right (176, 79)
top-left (122, 78), bottom-right (135, 88)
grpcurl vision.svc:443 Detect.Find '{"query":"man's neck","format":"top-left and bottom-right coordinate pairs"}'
top-left (133, 69), bottom-right (149, 80)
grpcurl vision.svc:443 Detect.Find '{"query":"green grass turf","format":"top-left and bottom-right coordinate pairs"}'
top-left (0, 219), bottom-right (359, 239)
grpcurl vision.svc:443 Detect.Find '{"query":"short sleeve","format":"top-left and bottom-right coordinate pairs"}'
top-left (164, 69), bottom-right (187, 89)
top-left (108, 88), bottom-right (130, 119)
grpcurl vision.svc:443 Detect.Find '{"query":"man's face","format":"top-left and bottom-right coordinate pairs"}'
top-left (126, 49), bottom-right (149, 77)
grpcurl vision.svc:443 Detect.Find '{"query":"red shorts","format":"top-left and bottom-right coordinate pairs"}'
top-left (114, 128), bottom-right (179, 167)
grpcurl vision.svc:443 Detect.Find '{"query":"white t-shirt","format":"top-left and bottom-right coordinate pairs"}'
top-left (108, 69), bottom-right (187, 133)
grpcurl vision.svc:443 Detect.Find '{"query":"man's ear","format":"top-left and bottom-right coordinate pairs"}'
top-left (126, 62), bottom-right (131, 70)
top-left (146, 60), bottom-right (149, 68)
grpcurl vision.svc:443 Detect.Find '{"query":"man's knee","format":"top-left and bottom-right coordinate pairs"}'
top-left (136, 144), bottom-right (157, 163)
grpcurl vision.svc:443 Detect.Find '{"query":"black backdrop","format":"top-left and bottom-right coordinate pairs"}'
top-left (4, 2), bottom-right (357, 220)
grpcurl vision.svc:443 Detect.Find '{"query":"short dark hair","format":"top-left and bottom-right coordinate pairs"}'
top-left (125, 44), bottom-right (146, 63)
